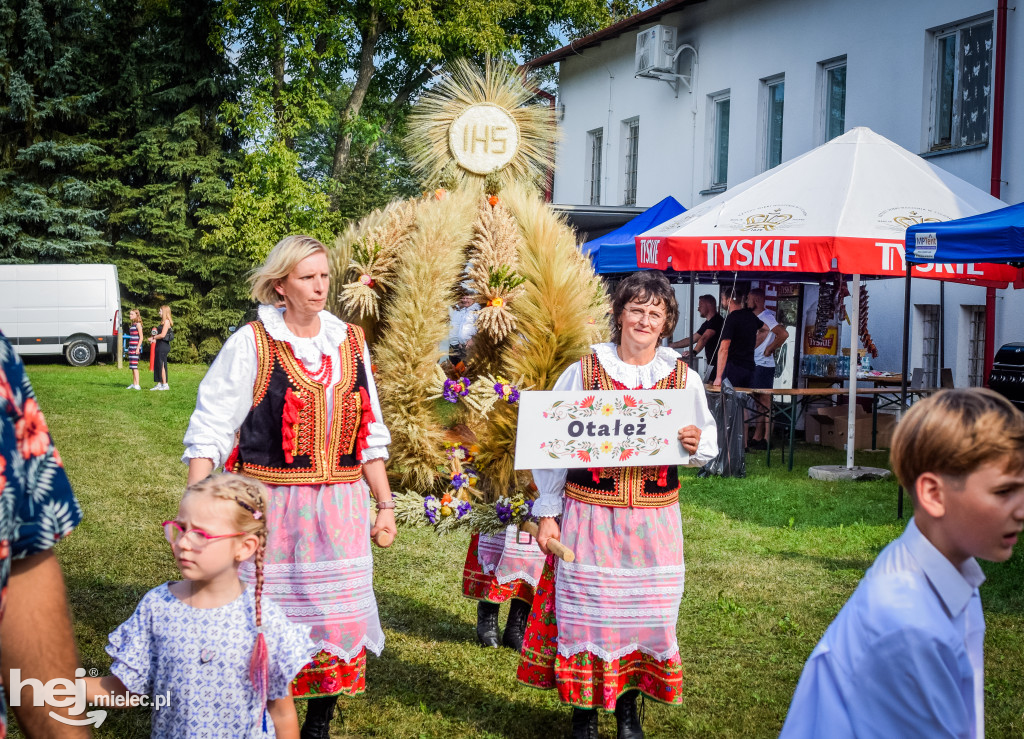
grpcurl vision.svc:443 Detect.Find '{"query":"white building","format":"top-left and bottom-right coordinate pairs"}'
top-left (529, 0), bottom-right (1023, 387)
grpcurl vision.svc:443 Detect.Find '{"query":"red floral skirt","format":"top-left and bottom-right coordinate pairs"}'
top-left (462, 532), bottom-right (535, 603)
top-left (292, 648), bottom-right (366, 699)
top-left (516, 555), bottom-right (684, 711)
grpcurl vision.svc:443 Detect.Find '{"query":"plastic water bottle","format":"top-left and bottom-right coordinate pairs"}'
top-left (860, 353), bottom-right (872, 372)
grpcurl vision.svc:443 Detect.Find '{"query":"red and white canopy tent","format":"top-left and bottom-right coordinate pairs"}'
top-left (636, 127), bottom-right (1014, 469)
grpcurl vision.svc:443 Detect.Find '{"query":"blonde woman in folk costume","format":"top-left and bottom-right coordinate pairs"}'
top-left (183, 235), bottom-right (396, 739)
top-left (518, 271), bottom-right (718, 739)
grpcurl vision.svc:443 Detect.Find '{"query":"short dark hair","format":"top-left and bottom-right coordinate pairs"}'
top-left (699, 294), bottom-right (716, 308)
top-left (610, 271), bottom-right (679, 343)
top-left (721, 287), bottom-right (745, 306)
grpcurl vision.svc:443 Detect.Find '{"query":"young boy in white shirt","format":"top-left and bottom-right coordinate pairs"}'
top-left (780, 388), bottom-right (1024, 738)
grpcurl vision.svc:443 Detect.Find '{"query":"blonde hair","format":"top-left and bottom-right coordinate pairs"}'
top-left (891, 388), bottom-right (1024, 493)
top-left (183, 474), bottom-right (270, 702)
top-left (249, 235), bottom-right (328, 305)
top-left (129, 309), bottom-right (141, 323)
top-left (159, 305), bottom-right (173, 326)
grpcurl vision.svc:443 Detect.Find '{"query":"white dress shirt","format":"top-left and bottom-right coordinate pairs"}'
top-left (183, 305), bottom-right (391, 469)
top-left (780, 518), bottom-right (986, 739)
top-left (532, 343), bottom-right (719, 517)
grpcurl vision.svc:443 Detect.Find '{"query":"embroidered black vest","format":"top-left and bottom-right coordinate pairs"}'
top-left (564, 353), bottom-right (688, 508)
top-left (232, 320), bottom-right (371, 485)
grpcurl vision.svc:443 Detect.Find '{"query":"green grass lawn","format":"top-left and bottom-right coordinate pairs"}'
top-left (15, 362), bottom-right (1024, 737)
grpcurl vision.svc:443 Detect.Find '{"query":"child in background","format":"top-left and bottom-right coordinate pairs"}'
top-left (126, 309), bottom-right (143, 390)
top-left (86, 474), bottom-right (315, 738)
top-left (780, 389), bottom-right (1024, 738)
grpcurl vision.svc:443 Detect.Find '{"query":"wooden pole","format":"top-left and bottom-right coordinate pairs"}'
top-left (520, 520), bottom-right (575, 562)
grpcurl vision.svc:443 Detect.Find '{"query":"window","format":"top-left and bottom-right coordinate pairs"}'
top-left (710, 92), bottom-right (730, 188)
top-left (930, 17), bottom-right (993, 150)
top-left (817, 58), bottom-right (847, 144)
top-left (760, 75), bottom-right (785, 171)
top-left (919, 304), bottom-right (940, 387)
top-left (967, 305), bottom-right (986, 386)
top-left (585, 128), bottom-right (603, 205)
top-left (623, 118), bottom-right (640, 206)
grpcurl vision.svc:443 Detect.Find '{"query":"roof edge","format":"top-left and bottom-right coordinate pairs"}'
top-left (524, 0), bottom-right (707, 70)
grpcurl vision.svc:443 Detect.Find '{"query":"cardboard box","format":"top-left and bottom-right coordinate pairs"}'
top-left (810, 406), bottom-right (897, 450)
top-left (801, 400), bottom-right (834, 444)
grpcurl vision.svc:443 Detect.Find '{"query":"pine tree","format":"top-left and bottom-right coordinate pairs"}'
top-left (0, 0), bottom-right (107, 261)
top-left (87, 0), bottom-right (249, 361)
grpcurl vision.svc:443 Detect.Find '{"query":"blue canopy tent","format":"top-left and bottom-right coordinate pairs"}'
top-left (582, 196), bottom-right (685, 274)
top-left (906, 200), bottom-right (1024, 265)
top-left (892, 202), bottom-right (1024, 517)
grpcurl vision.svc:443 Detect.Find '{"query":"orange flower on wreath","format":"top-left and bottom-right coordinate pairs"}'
top-left (487, 297), bottom-right (504, 308)
top-left (16, 397), bottom-right (51, 459)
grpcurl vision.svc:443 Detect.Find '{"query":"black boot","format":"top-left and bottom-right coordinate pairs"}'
top-left (501, 597), bottom-right (531, 652)
top-left (615, 690), bottom-right (645, 739)
top-left (476, 601), bottom-right (500, 648)
top-left (300, 695), bottom-right (338, 739)
top-left (571, 707), bottom-right (599, 739)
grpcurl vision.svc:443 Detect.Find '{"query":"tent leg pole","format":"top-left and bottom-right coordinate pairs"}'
top-left (898, 267), bottom-right (912, 519)
top-left (984, 287), bottom-right (996, 386)
top-left (846, 274), bottom-right (860, 469)
top-left (689, 271), bottom-right (696, 370)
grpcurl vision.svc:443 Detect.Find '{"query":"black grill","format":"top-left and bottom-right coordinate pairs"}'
top-left (988, 343), bottom-right (1024, 411)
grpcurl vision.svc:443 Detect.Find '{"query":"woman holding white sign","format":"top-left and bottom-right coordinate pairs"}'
top-left (516, 271), bottom-right (718, 739)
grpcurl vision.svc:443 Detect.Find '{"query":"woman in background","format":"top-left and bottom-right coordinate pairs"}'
top-left (125, 309), bottom-right (143, 390)
top-left (149, 305), bottom-right (173, 391)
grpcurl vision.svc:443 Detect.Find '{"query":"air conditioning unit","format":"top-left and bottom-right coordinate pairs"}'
top-left (635, 25), bottom-right (677, 76)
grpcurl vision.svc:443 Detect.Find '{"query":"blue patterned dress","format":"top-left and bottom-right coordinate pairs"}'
top-left (108, 583), bottom-right (315, 738)
top-left (0, 331), bottom-right (84, 735)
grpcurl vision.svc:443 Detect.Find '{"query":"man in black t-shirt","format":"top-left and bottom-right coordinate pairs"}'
top-left (669, 294), bottom-right (723, 377)
top-left (714, 289), bottom-right (764, 388)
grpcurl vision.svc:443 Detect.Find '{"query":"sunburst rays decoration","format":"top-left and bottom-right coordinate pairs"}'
top-left (406, 58), bottom-right (557, 190)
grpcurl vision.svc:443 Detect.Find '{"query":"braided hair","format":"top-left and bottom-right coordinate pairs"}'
top-left (184, 474), bottom-right (270, 716)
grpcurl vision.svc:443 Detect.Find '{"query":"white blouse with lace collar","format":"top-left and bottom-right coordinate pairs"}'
top-left (182, 305), bottom-right (391, 469)
top-left (591, 342), bottom-right (681, 389)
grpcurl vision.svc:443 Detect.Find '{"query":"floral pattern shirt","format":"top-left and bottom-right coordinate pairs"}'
top-left (0, 331), bottom-right (83, 736)
top-left (108, 584), bottom-right (315, 737)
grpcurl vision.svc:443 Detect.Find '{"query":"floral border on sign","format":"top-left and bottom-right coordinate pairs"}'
top-left (542, 395), bottom-right (672, 421)
top-left (540, 435), bottom-right (670, 463)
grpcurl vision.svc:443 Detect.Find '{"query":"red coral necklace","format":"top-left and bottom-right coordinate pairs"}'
top-left (298, 353), bottom-right (332, 384)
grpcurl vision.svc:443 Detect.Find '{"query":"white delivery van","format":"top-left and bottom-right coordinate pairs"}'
top-left (0, 264), bottom-right (122, 366)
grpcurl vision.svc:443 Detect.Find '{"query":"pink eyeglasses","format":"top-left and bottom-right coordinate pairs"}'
top-left (162, 521), bottom-right (245, 549)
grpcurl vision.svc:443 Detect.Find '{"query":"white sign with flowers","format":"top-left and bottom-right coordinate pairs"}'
top-left (514, 390), bottom-right (693, 470)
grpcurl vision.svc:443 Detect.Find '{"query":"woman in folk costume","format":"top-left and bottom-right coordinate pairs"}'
top-left (518, 271), bottom-right (718, 739)
top-left (182, 235), bottom-right (397, 739)
top-left (462, 521), bottom-right (546, 650)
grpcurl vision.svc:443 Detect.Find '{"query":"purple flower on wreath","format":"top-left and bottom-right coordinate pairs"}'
top-left (456, 500), bottom-right (472, 519)
top-left (495, 497), bottom-right (513, 524)
top-left (451, 473), bottom-right (469, 491)
top-left (442, 377), bottom-right (472, 403)
top-left (423, 495), bottom-right (440, 524)
top-left (493, 376), bottom-right (520, 404)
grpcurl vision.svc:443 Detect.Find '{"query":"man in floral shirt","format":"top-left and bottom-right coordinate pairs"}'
top-left (0, 332), bottom-right (87, 737)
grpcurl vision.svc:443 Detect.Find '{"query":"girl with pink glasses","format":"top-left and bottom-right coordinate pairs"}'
top-left (85, 474), bottom-right (314, 737)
